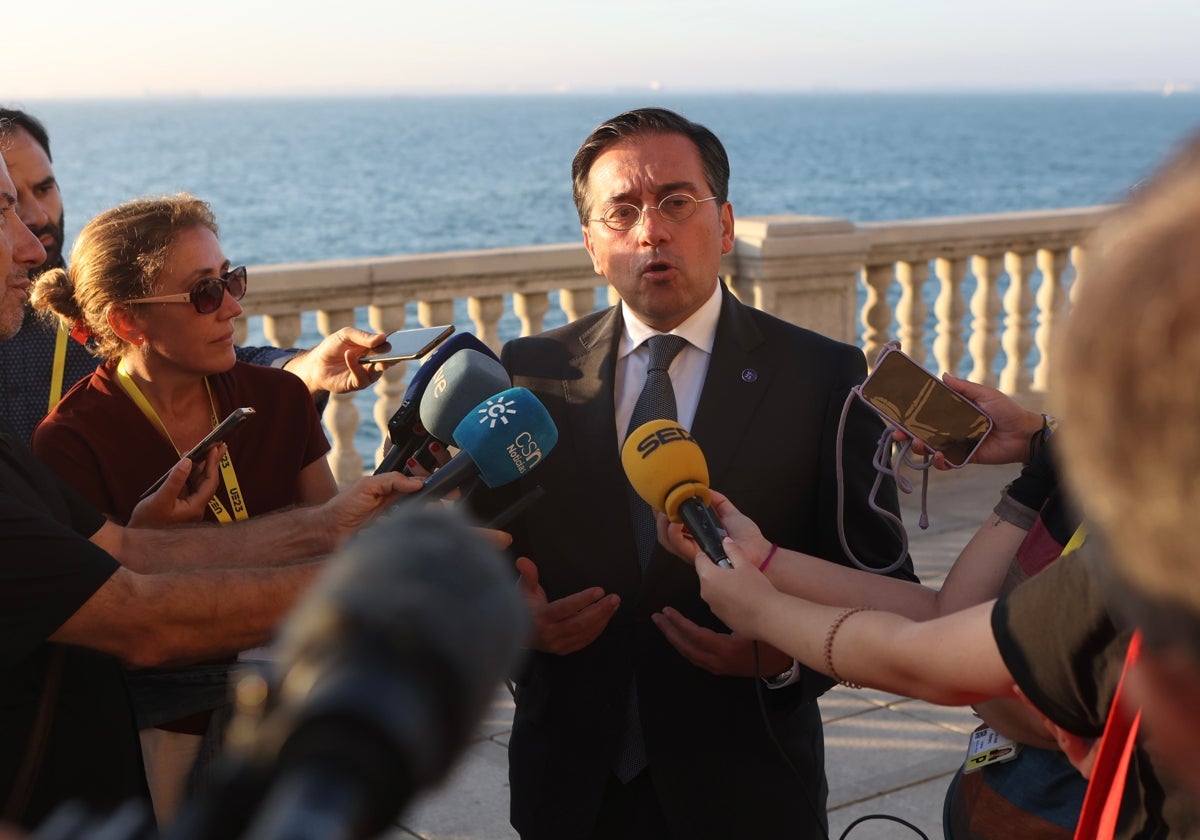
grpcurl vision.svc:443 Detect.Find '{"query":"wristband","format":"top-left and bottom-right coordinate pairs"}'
top-left (759, 543), bottom-right (779, 572)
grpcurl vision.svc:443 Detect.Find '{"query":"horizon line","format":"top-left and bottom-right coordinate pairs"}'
top-left (13, 83), bottom-right (1198, 102)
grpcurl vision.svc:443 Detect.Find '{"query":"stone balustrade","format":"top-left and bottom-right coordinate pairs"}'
top-left (233, 207), bottom-right (1112, 485)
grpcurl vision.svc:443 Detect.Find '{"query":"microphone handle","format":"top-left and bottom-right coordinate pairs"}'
top-left (241, 764), bottom-right (379, 840)
top-left (677, 497), bottom-right (733, 569)
top-left (374, 444), bottom-right (407, 476)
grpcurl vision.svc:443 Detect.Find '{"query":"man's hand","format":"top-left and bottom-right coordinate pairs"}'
top-left (515, 556), bottom-right (620, 655)
top-left (127, 446), bottom-right (224, 527)
top-left (657, 490), bottom-right (772, 566)
top-left (321, 472), bottom-right (424, 544)
top-left (652, 604), bottom-right (792, 677)
top-left (897, 373), bottom-right (1045, 468)
top-left (283, 327), bottom-right (394, 396)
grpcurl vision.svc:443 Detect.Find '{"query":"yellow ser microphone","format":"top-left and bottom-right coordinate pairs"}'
top-left (621, 419), bottom-right (732, 568)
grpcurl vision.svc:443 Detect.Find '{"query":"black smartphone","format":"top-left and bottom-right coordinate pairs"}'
top-left (139, 407), bottom-right (257, 499)
top-left (359, 325), bottom-right (455, 365)
top-left (856, 346), bottom-right (993, 468)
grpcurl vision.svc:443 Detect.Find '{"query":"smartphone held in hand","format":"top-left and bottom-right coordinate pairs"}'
top-left (855, 346), bottom-right (992, 467)
top-left (360, 325), bottom-right (455, 365)
top-left (140, 407), bottom-right (257, 499)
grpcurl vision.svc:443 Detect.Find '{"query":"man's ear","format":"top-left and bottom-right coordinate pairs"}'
top-left (582, 225), bottom-right (604, 277)
top-left (720, 201), bottom-right (735, 255)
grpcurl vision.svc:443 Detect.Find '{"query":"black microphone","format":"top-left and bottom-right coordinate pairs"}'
top-left (375, 333), bottom-right (498, 475)
top-left (621, 419), bottom-right (732, 568)
top-left (166, 506), bottom-right (530, 840)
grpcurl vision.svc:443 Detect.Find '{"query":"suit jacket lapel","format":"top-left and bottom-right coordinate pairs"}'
top-left (689, 288), bottom-right (773, 488)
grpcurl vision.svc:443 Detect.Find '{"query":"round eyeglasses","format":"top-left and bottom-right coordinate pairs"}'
top-left (588, 194), bottom-right (718, 232)
top-left (128, 266), bottom-right (248, 315)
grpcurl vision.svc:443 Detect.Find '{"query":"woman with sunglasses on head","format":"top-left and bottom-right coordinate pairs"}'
top-left (29, 193), bottom-right (336, 822)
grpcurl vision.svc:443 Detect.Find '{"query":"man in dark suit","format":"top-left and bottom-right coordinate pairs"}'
top-left (493, 108), bottom-right (914, 840)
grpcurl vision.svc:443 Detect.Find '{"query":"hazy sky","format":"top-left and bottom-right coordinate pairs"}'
top-left (10, 0), bottom-right (1200, 98)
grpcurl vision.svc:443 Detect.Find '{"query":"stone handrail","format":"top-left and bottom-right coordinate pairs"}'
top-left (233, 207), bottom-right (1112, 484)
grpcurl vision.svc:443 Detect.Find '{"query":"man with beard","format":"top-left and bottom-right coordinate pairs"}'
top-left (0, 109), bottom-right (390, 444)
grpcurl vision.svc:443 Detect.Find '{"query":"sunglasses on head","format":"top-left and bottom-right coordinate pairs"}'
top-left (127, 265), bottom-right (248, 315)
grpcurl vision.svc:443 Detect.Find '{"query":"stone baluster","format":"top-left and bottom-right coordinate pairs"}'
top-left (262, 313), bottom-right (303, 352)
top-left (1033, 248), bottom-right (1070, 392)
top-left (367, 303), bottom-right (408, 467)
top-left (317, 307), bottom-right (363, 485)
top-left (1000, 251), bottom-right (1037, 395)
top-left (514, 291), bottom-right (551, 336)
top-left (967, 255), bottom-right (1005, 387)
top-left (468, 294), bottom-right (505, 356)
top-left (860, 262), bottom-right (896, 367)
top-left (419, 300), bottom-right (456, 332)
top-left (1070, 244), bottom-right (1087, 303)
top-left (895, 260), bottom-right (929, 365)
top-left (561, 287), bottom-right (599, 325)
top-left (933, 257), bottom-right (968, 377)
top-left (233, 319), bottom-right (248, 346)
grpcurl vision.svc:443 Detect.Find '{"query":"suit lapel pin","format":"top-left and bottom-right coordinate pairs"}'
top-left (741, 368), bottom-right (758, 383)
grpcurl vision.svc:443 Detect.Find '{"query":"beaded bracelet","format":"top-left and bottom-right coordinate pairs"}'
top-left (823, 606), bottom-right (874, 689)
top-left (758, 543), bottom-right (779, 572)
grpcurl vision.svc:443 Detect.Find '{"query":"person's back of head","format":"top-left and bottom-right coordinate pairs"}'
top-left (1055, 131), bottom-right (1200, 616)
top-left (1054, 131), bottom-right (1200, 799)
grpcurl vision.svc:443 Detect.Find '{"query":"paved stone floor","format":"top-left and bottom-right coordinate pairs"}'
top-left (388, 463), bottom-right (1017, 839)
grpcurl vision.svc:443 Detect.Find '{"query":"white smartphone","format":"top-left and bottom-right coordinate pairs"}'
top-left (359, 325), bottom-right (455, 365)
top-left (139, 407), bottom-right (257, 499)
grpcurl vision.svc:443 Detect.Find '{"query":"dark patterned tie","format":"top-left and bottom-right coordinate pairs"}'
top-left (614, 333), bottom-right (688, 783)
top-left (625, 334), bottom-right (688, 570)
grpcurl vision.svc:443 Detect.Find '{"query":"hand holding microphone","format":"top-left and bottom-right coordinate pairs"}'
top-left (621, 419), bottom-right (732, 569)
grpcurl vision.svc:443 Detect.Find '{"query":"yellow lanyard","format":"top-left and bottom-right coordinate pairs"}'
top-left (48, 323), bottom-right (70, 412)
top-left (115, 360), bottom-right (248, 523)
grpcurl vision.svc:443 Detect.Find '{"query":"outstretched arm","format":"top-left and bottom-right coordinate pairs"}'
top-left (693, 537), bottom-right (1016, 706)
top-left (92, 471), bottom-right (423, 573)
top-left (50, 562), bottom-right (318, 669)
top-left (660, 490), bottom-right (1026, 621)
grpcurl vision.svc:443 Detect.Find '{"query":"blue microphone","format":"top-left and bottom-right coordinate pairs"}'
top-left (403, 387), bottom-right (558, 501)
top-left (376, 333), bottom-right (499, 475)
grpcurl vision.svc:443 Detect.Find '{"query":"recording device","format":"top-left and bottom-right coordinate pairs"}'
top-left (400, 387), bottom-right (558, 503)
top-left (402, 349), bottom-right (510, 475)
top-left (139, 407), bottom-right (256, 499)
top-left (374, 333), bottom-right (498, 475)
top-left (854, 344), bottom-right (993, 468)
top-left (621, 419), bottom-right (732, 569)
top-left (358, 324), bottom-right (454, 365)
top-left (157, 505), bottom-right (529, 840)
top-left (418, 350), bottom-right (512, 446)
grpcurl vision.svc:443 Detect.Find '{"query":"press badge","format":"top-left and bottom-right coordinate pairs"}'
top-left (962, 724), bottom-right (1021, 774)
